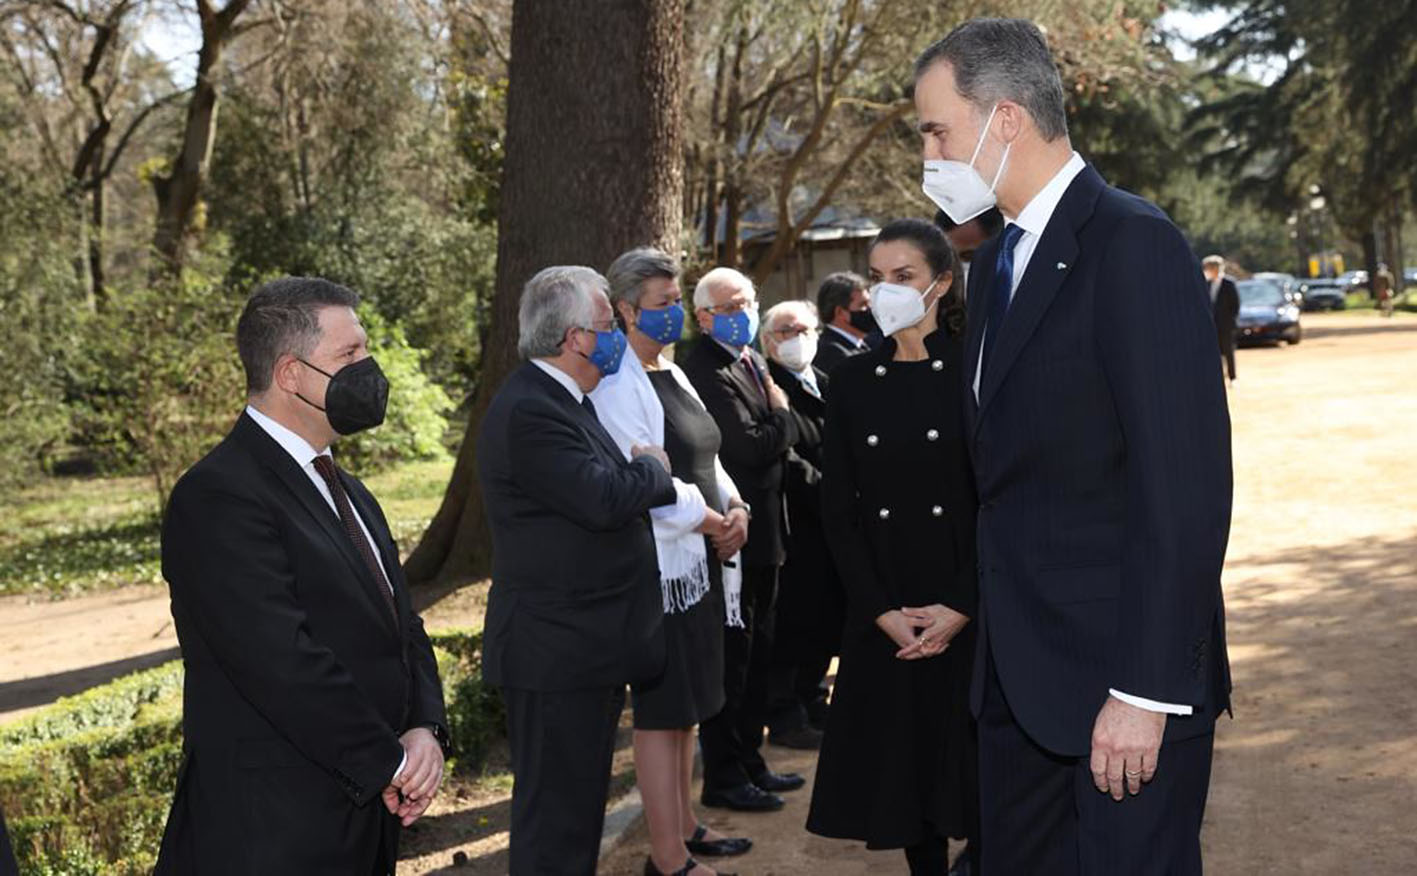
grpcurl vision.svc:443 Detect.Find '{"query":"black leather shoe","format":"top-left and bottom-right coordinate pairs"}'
top-left (768, 725), bottom-right (823, 750)
top-left (702, 782), bottom-right (785, 812)
top-left (751, 770), bottom-right (806, 792)
top-left (684, 824), bottom-right (752, 857)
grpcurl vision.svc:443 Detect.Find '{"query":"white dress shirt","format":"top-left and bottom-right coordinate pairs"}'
top-left (968, 154), bottom-right (1192, 717)
top-left (531, 358), bottom-right (585, 403)
top-left (245, 404), bottom-right (409, 780)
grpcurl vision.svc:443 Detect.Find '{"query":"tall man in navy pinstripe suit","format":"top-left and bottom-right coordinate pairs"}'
top-left (913, 20), bottom-right (1233, 874)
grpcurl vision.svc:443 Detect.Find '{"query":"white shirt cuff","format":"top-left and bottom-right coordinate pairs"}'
top-left (1109, 689), bottom-right (1194, 716)
top-left (391, 749), bottom-right (407, 783)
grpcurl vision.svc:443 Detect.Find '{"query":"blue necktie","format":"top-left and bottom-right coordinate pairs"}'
top-left (981, 223), bottom-right (1026, 378)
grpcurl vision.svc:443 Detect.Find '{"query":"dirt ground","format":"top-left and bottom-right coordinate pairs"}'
top-left (2, 312), bottom-right (1415, 873)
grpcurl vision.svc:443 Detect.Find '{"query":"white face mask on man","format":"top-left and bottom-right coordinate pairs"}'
top-left (922, 103), bottom-right (1011, 225)
top-left (773, 331), bottom-right (818, 372)
top-left (869, 278), bottom-right (940, 337)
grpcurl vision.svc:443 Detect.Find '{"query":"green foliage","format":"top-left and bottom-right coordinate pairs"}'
top-left (72, 257), bottom-right (247, 512)
top-left (429, 628), bottom-right (505, 775)
top-left (0, 163), bottom-right (84, 492)
top-left (1, 628), bottom-right (503, 875)
top-left (337, 309), bottom-right (456, 478)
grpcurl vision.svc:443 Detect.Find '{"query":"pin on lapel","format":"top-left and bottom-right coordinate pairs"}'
top-left (1056, 261), bottom-right (1068, 270)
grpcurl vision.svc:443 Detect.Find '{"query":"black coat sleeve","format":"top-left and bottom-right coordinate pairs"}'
top-left (506, 396), bottom-right (676, 531)
top-left (1095, 214), bottom-right (1233, 706)
top-left (163, 473), bottom-right (405, 805)
top-left (695, 366), bottom-right (798, 470)
top-left (819, 370), bottom-right (895, 622)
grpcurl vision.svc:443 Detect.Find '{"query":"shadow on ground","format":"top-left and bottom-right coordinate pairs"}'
top-left (1204, 528), bottom-right (1417, 874)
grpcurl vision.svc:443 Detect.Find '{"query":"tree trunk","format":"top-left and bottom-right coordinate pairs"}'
top-left (150, 0), bottom-right (253, 277)
top-left (404, 0), bottom-right (685, 586)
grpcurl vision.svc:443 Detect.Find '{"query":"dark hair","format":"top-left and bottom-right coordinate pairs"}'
top-left (933, 206), bottom-right (1004, 239)
top-left (915, 18), bottom-right (1069, 143)
top-left (870, 219), bottom-right (966, 337)
top-left (236, 277), bottom-right (360, 393)
top-left (816, 271), bottom-right (869, 325)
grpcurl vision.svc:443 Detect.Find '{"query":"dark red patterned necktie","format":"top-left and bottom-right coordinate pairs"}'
top-left (312, 455), bottom-right (398, 622)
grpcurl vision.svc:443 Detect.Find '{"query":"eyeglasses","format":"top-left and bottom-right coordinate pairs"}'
top-left (578, 319), bottom-right (616, 334)
top-left (701, 300), bottom-right (757, 316)
top-left (767, 325), bottom-right (813, 340)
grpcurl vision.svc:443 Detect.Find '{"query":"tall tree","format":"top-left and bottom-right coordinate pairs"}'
top-left (149, 0), bottom-right (257, 276)
top-left (404, 0), bottom-right (685, 585)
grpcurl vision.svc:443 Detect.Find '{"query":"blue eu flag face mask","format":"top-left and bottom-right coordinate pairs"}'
top-left (710, 306), bottom-right (759, 347)
top-left (636, 302), bottom-right (685, 344)
top-left (578, 326), bottom-right (628, 377)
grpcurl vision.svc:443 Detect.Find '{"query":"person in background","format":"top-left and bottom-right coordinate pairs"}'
top-left (1203, 255), bottom-right (1240, 383)
top-left (814, 272), bottom-right (876, 374)
top-left (477, 265), bottom-right (678, 874)
top-left (1373, 262), bottom-right (1395, 317)
top-left (917, 19), bottom-right (1232, 874)
top-left (759, 299), bottom-right (846, 748)
top-left (933, 207), bottom-right (1004, 291)
top-left (155, 278), bottom-right (449, 876)
top-left (590, 247), bottom-right (753, 876)
top-left (806, 219), bottom-right (979, 876)
top-left (682, 267), bottom-right (804, 813)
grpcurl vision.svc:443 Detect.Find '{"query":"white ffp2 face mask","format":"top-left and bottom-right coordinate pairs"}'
top-left (774, 332), bottom-right (818, 372)
top-left (922, 103), bottom-right (1011, 225)
top-left (869, 279), bottom-right (940, 337)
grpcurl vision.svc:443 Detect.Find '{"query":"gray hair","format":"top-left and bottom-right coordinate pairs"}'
top-left (606, 246), bottom-right (680, 311)
top-left (915, 18), bottom-right (1069, 143)
top-left (763, 299), bottom-right (819, 333)
top-left (1202, 255), bottom-right (1226, 270)
top-left (236, 276), bottom-right (360, 394)
top-left (693, 266), bottom-right (755, 309)
top-left (517, 266), bottom-right (605, 360)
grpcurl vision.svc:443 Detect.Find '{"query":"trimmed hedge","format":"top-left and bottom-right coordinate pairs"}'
top-left (0, 628), bottom-right (501, 875)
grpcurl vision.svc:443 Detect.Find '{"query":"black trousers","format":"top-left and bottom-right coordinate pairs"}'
top-left (978, 651), bottom-right (1214, 875)
top-left (1219, 337), bottom-right (1236, 381)
top-left (503, 685), bottom-right (625, 875)
top-left (700, 563), bottom-right (778, 790)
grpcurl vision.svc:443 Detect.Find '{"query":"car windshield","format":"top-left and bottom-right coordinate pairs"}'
top-left (1238, 281), bottom-right (1285, 305)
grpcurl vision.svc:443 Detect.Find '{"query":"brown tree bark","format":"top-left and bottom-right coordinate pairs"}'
top-left (150, 0), bottom-right (253, 278)
top-left (404, 0), bottom-right (685, 586)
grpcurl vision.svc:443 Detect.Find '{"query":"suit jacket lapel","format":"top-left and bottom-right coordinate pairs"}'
top-left (524, 363), bottom-right (627, 463)
top-left (976, 166), bottom-right (1104, 420)
top-left (964, 236), bottom-right (999, 424)
top-left (233, 414), bottom-right (399, 636)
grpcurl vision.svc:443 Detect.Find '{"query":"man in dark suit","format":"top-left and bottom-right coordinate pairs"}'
top-left (156, 277), bottom-right (449, 876)
top-left (683, 267), bottom-right (804, 812)
top-left (760, 300), bottom-right (844, 747)
top-left (916, 20), bottom-right (1232, 875)
top-left (934, 206), bottom-right (1004, 293)
top-left (1204, 255), bottom-right (1240, 382)
top-left (477, 265), bottom-right (677, 873)
top-left (813, 272), bottom-right (874, 374)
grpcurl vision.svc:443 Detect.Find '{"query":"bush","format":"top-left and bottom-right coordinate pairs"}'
top-left (337, 309), bottom-right (456, 478)
top-left (0, 629), bottom-right (502, 875)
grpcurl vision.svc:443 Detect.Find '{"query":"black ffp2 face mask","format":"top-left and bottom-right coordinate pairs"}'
top-left (296, 356), bottom-right (390, 435)
top-left (849, 307), bottom-right (879, 335)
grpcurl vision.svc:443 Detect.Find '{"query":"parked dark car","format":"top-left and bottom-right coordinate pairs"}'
top-left (1404, 266), bottom-right (1416, 287)
top-left (1253, 271), bottom-right (1302, 305)
top-left (1337, 270), bottom-right (1369, 292)
top-left (1297, 278), bottom-right (1348, 311)
top-left (1237, 279), bottom-right (1302, 345)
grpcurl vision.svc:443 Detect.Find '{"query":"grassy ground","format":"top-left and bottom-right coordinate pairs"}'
top-left (0, 459), bottom-right (452, 598)
top-left (1340, 287), bottom-right (1417, 311)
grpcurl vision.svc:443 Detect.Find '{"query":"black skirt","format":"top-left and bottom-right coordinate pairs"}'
top-left (630, 370), bottom-right (728, 730)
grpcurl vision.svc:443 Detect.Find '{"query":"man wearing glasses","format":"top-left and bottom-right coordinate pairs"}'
top-left (682, 267), bottom-right (806, 813)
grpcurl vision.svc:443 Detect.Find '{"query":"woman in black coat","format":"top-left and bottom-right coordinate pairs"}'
top-left (806, 219), bottom-right (979, 874)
